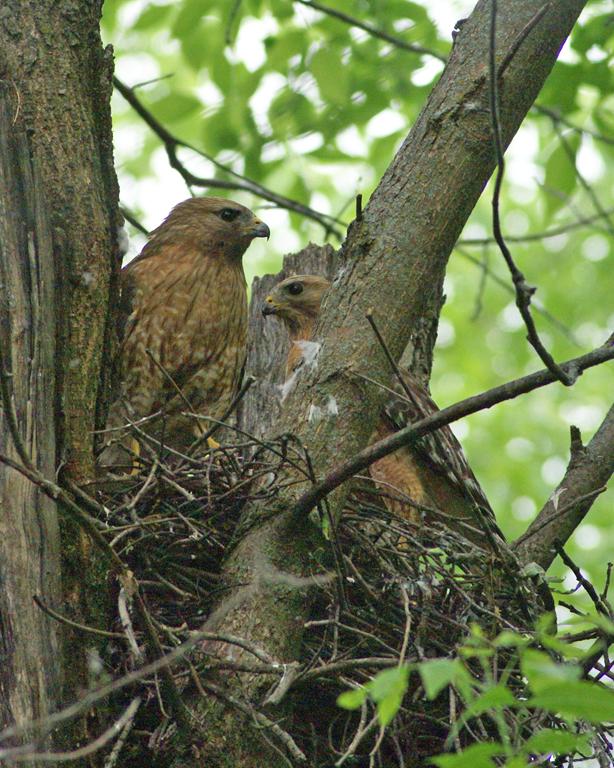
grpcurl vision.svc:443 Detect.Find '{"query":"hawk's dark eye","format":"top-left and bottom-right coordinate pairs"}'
top-left (219, 208), bottom-right (240, 222)
top-left (286, 282), bottom-right (304, 296)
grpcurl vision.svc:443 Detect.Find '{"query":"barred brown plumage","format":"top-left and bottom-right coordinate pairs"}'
top-left (99, 197), bottom-right (269, 470)
top-left (263, 273), bottom-right (504, 549)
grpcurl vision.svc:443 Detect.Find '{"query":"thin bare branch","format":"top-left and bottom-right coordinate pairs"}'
top-left (294, 0), bottom-right (447, 62)
top-left (458, 205), bottom-right (614, 247)
top-left (33, 595), bottom-right (126, 641)
top-left (113, 76), bottom-right (343, 238)
top-left (456, 247), bottom-right (581, 346)
top-left (534, 103), bottom-right (614, 148)
top-left (488, 0), bottom-right (573, 385)
top-left (555, 543), bottom-right (612, 618)
top-left (497, 3), bottom-right (550, 77)
top-left (554, 123), bottom-right (614, 236)
top-left (0, 699), bottom-right (141, 763)
top-left (120, 206), bottom-right (148, 235)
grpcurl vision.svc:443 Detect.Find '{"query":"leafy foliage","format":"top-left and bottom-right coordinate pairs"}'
top-left (339, 624), bottom-right (613, 766)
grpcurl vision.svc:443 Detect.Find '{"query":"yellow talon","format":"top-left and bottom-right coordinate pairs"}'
top-left (129, 437), bottom-right (141, 475)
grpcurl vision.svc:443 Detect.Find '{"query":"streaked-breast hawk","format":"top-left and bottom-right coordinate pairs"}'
top-left (262, 274), bottom-right (503, 548)
top-left (100, 196), bottom-right (269, 469)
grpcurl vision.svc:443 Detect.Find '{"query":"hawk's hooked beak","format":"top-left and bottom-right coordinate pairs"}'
top-left (250, 220), bottom-right (270, 240)
top-left (262, 296), bottom-right (279, 317)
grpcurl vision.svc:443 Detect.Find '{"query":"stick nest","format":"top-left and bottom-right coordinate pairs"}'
top-left (90, 435), bottom-right (612, 768)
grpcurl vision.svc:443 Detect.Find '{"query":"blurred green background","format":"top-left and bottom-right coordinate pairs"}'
top-left (101, 0), bottom-right (613, 611)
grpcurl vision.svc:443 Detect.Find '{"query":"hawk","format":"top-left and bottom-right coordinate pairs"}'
top-left (100, 197), bottom-right (269, 469)
top-left (262, 274), bottom-right (503, 548)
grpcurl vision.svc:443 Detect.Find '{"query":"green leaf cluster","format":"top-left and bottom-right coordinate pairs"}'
top-left (338, 624), bottom-right (613, 766)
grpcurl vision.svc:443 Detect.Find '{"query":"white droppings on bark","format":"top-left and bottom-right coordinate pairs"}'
top-left (279, 369), bottom-right (299, 402)
top-left (117, 225), bottom-right (130, 257)
top-left (332, 264), bottom-right (348, 284)
top-left (326, 395), bottom-right (338, 416)
top-left (308, 396), bottom-right (338, 423)
top-left (278, 342), bottom-right (322, 402)
top-left (294, 340), bottom-right (321, 369)
top-left (308, 404), bottom-right (323, 423)
top-left (549, 486), bottom-right (566, 511)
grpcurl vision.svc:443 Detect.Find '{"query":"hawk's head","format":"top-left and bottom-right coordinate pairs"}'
top-left (147, 196), bottom-right (270, 260)
top-left (262, 274), bottom-right (330, 334)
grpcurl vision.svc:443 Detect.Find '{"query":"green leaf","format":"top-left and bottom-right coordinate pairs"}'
top-left (540, 62), bottom-right (582, 114)
top-left (543, 134), bottom-right (581, 217)
top-left (172, 0), bottom-right (207, 36)
top-left (431, 742), bottom-right (504, 768)
top-left (181, 26), bottom-right (211, 71)
top-left (368, 665), bottom-right (410, 700)
top-left (377, 691), bottom-right (403, 726)
top-left (320, 513), bottom-right (330, 540)
top-left (269, 90), bottom-right (316, 139)
top-left (528, 680), bottom-right (614, 723)
top-left (539, 633), bottom-right (592, 661)
top-left (337, 687), bottom-right (367, 710)
top-left (464, 684), bottom-right (515, 718)
top-left (269, 0), bottom-right (294, 20)
top-left (523, 728), bottom-right (589, 756)
top-left (418, 659), bottom-right (461, 700)
top-left (310, 48), bottom-right (350, 105)
top-left (133, 4), bottom-right (173, 31)
top-left (203, 110), bottom-right (239, 152)
top-left (367, 666), bottom-right (410, 726)
top-left (493, 630), bottom-right (530, 648)
top-left (339, 668), bottom-right (411, 726)
top-left (264, 30), bottom-right (307, 72)
top-left (572, 14), bottom-right (614, 55)
top-left (521, 649), bottom-right (581, 693)
top-left (150, 92), bottom-right (202, 123)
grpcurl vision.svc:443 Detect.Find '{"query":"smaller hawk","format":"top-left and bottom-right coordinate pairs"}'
top-left (100, 197), bottom-right (269, 469)
top-left (263, 274), bottom-right (503, 548)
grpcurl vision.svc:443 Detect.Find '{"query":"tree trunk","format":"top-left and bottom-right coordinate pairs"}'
top-left (178, 1), bottom-right (587, 765)
top-left (0, 81), bottom-right (61, 761)
top-left (0, 1), bottom-right (120, 760)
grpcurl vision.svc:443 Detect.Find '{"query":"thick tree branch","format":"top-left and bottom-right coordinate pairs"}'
top-left (0, 79), bottom-right (61, 754)
top-left (274, 0), bottom-right (587, 530)
top-left (1, 1), bottom-right (121, 754)
top-left (514, 402), bottom-right (614, 570)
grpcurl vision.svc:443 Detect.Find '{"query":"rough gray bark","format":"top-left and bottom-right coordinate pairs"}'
top-left (0, 1), bottom-right (120, 760)
top-left (0, 81), bottom-right (61, 759)
top-left (183, 1), bottom-right (588, 765)
top-left (0, 0), bottom-right (121, 483)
